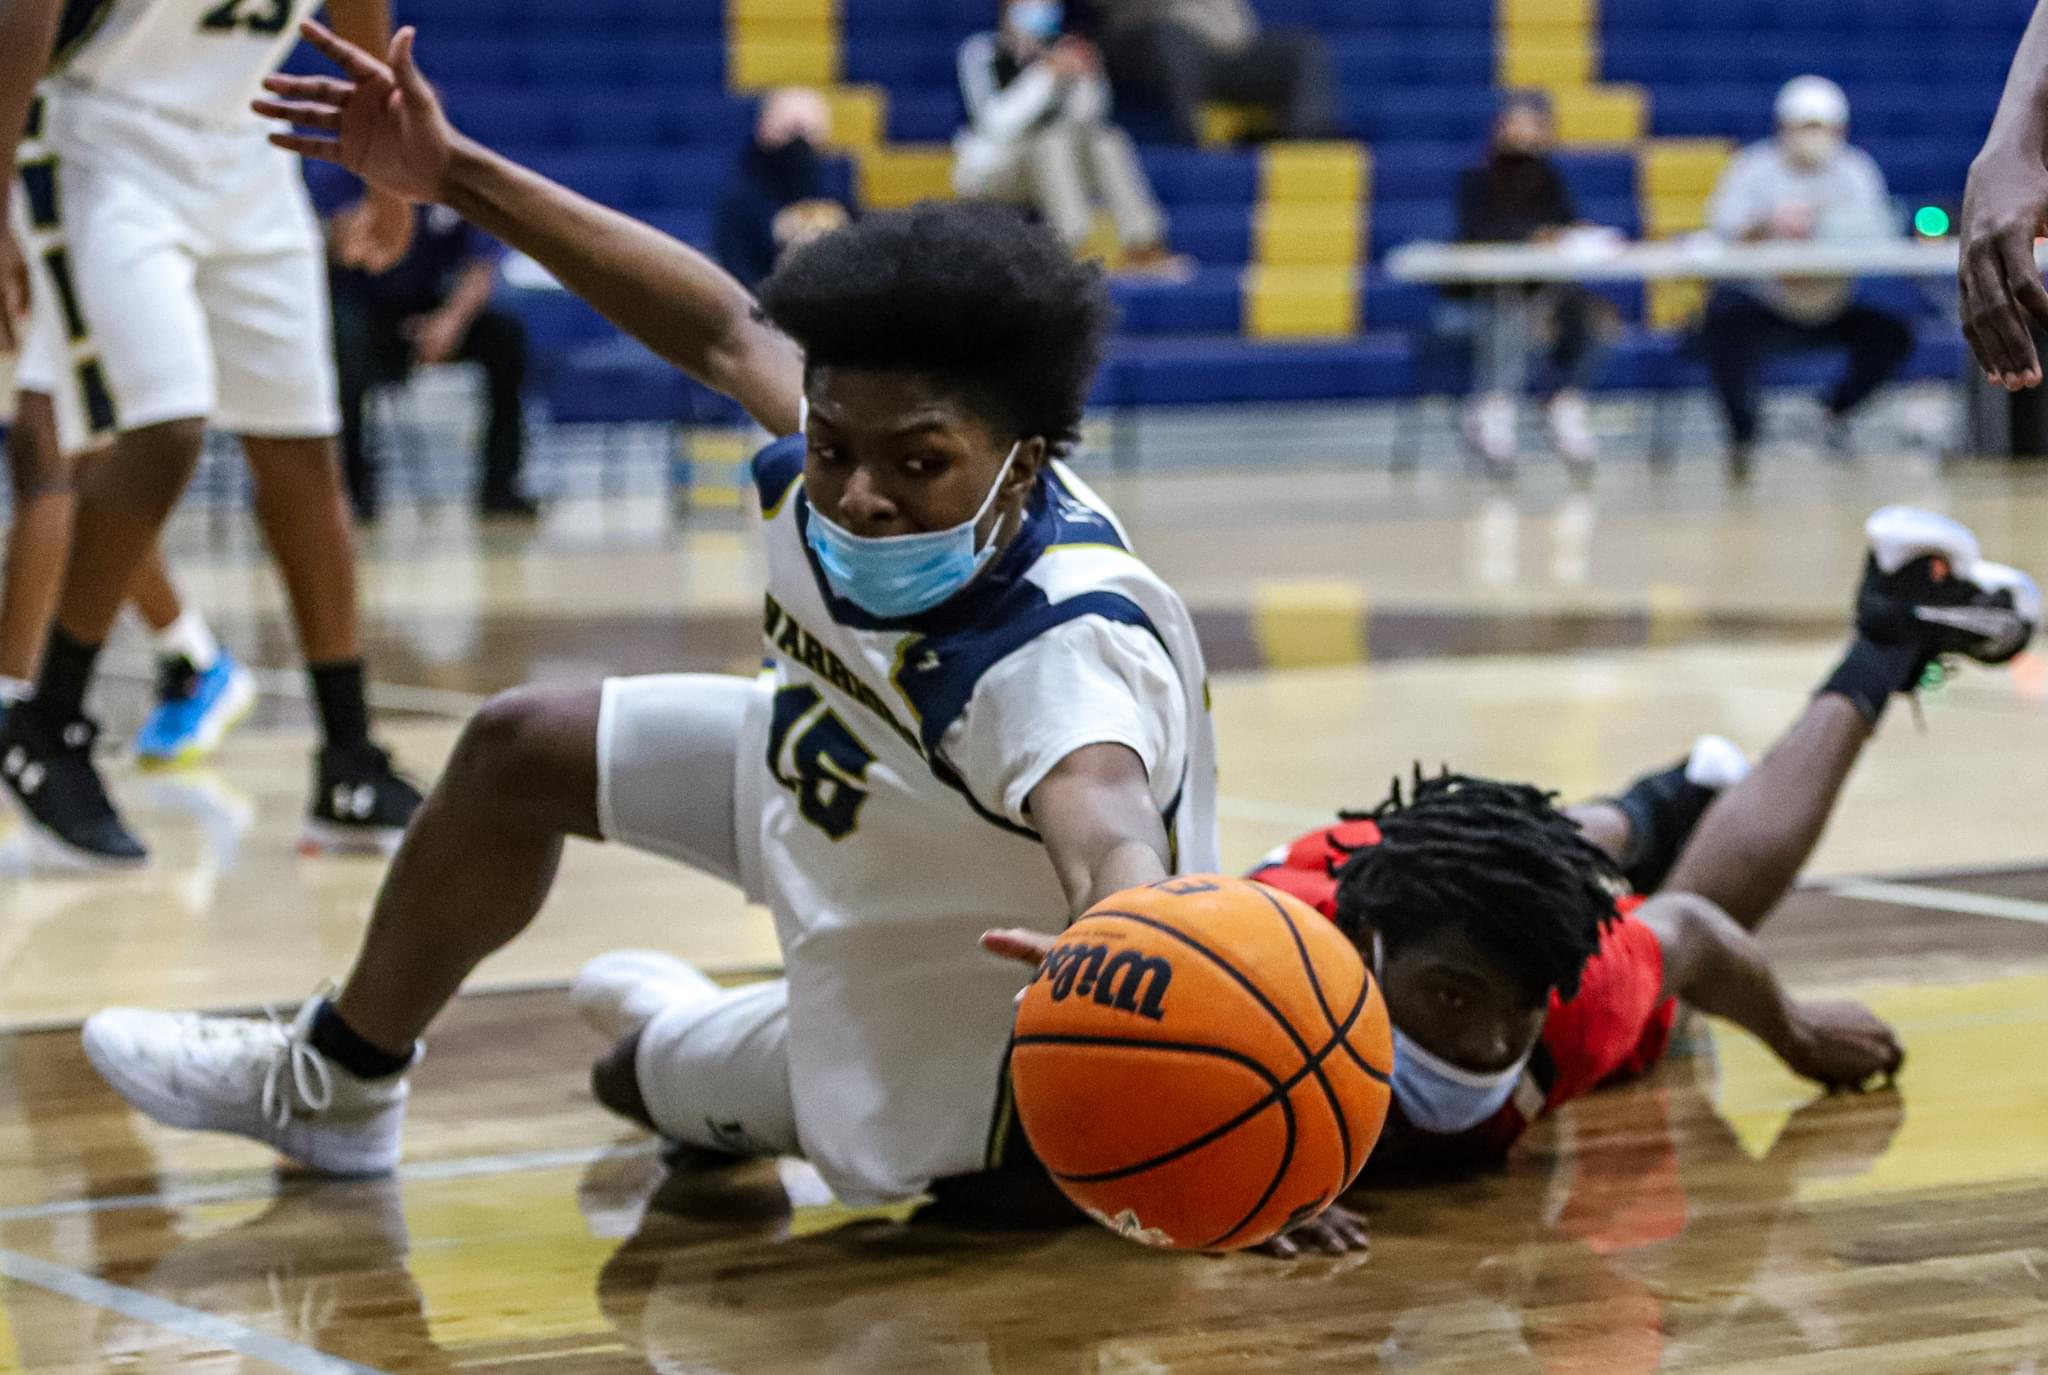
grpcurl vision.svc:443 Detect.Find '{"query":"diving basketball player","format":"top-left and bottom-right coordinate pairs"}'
top-left (0, 0), bottom-right (420, 865)
top-left (979, 505), bottom-right (2036, 1251)
top-left (78, 21), bottom-right (1218, 1212)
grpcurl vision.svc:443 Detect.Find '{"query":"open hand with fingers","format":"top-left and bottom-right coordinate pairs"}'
top-left (1253, 1202), bottom-right (1370, 1260)
top-left (1960, 146), bottom-right (2048, 389)
top-left (254, 21), bottom-right (459, 204)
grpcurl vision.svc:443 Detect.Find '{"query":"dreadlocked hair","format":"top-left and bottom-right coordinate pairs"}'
top-left (1330, 767), bottom-right (1622, 1004)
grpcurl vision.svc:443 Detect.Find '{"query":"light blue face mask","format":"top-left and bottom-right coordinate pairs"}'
top-left (1009, 0), bottom-right (1063, 42)
top-left (804, 442), bottom-right (1020, 618)
top-left (1389, 1026), bottom-right (1528, 1134)
top-left (1374, 934), bottom-right (1532, 1134)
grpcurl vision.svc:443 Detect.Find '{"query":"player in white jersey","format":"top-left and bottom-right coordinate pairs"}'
top-left (0, 0), bottom-right (420, 866)
top-left (3, 82), bottom-right (256, 780)
top-left (80, 21), bottom-right (1219, 1209)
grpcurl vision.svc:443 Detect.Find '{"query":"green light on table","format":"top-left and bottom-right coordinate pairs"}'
top-left (1914, 205), bottom-right (1951, 237)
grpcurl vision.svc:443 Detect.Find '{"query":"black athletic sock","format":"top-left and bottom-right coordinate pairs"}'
top-left (30, 626), bottom-right (101, 724)
top-left (1820, 637), bottom-right (1926, 726)
top-left (308, 659), bottom-right (371, 751)
top-left (308, 999), bottom-right (413, 1080)
top-left (1605, 761), bottom-right (1715, 896)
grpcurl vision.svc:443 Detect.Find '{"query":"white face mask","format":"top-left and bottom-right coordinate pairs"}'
top-left (1782, 125), bottom-right (1843, 169)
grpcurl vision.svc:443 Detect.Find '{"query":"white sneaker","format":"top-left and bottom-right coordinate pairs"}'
top-left (1684, 734), bottom-right (1751, 792)
top-left (1463, 392), bottom-right (1517, 471)
top-left (1546, 390), bottom-right (1597, 473)
top-left (81, 996), bottom-right (412, 1176)
top-left (570, 950), bottom-right (720, 1043)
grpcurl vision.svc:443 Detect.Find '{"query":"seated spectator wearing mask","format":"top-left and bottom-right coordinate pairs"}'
top-left (954, 0), bottom-right (1189, 275)
top-left (1088, 0), bottom-right (1336, 148)
top-left (1449, 92), bottom-right (1608, 479)
top-left (1701, 76), bottom-right (1913, 482)
top-left (713, 89), bottom-right (855, 292)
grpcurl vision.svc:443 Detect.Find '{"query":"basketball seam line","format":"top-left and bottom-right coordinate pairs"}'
top-left (1253, 883), bottom-right (1368, 1181)
top-left (1063, 902), bottom-right (1367, 1246)
top-left (1013, 1033), bottom-right (1285, 1185)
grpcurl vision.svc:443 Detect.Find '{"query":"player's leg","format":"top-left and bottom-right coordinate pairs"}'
top-left (209, 230), bottom-right (420, 851)
top-left (0, 392), bottom-right (75, 700)
top-left (131, 550), bottom-right (257, 768)
top-left (0, 162), bottom-right (213, 863)
top-left (589, 979), bottom-right (798, 1162)
top-left (82, 674), bottom-right (769, 1173)
top-left (1564, 734), bottom-right (1752, 892)
top-left (1662, 507), bottom-right (2038, 929)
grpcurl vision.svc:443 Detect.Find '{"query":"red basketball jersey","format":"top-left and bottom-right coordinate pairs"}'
top-left (1247, 819), bottom-right (1679, 1158)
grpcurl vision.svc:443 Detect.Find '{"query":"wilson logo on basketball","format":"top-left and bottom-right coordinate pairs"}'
top-left (1035, 942), bottom-right (1174, 1021)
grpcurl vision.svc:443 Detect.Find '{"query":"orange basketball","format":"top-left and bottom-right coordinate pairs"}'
top-left (1009, 874), bottom-right (1393, 1251)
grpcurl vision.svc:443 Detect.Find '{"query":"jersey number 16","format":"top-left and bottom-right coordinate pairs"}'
top-left (767, 685), bottom-right (876, 841)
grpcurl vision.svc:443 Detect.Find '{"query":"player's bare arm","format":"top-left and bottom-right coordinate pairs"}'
top-left (1638, 891), bottom-right (1902, 1090)
top-left (321, 0), bottom-right (412, 272)
top-left (1027, 743), bottom-right (1172, 914)
top-left (1962, 0), bottom-right (2048, 388)
top-left (256, 21), bottom-right (803, 435)
top-left (0, 0), bottom-right (62, 351)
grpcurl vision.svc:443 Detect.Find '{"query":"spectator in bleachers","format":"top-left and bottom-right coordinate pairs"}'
top-left (1701, 76), bottom-right (1913, 481)
top-left (954, 1), bottom-right (1189, 275)
top-left (714, 89), bottom-right (855, 292)
top-left (310, 164), bottom-right (535, 523)
top-left (1450, 92), bottom-right (1605, 476)
top-left (1087, 0), bottom-right (1335, 147)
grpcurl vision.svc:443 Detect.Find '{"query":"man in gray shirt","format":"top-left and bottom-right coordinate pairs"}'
top-left (1698, 75), bottom-right (1914, 481)
top-left (1089, 0), bottom-right (1335, 146)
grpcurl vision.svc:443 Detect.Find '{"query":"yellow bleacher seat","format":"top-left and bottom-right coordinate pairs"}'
top-left (857, 145), bottom-right (956, 208)
top-left (1244, 265), bottom-right (1360, 339)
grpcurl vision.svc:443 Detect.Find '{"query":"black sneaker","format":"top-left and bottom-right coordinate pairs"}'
top-left (1600, 735), bottom-right (1751, 895)
top-left (1857, 507), bottom-right (2040, 669)
top-left (0, 709), bottom-right (147, 869)
top-left (301, 741), bottom-right (422, 857)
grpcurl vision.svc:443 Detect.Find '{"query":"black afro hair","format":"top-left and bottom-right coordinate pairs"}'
top-left (757, 201), bottom-right (1113, 453)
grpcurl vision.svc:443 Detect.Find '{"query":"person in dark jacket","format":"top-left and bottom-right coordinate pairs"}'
top-left (310, 162), bottom-right (535, 522)
top-left (713, 89), bottom-right (854, 292)
top-left (1449, 92), bottom-right (1608, 476)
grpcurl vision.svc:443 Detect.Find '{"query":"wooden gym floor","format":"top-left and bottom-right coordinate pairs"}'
top-left (0, 448), bottom-right (2045, 1371)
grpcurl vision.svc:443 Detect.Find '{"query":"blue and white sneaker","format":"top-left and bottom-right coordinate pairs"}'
top-left (135, 652), bottom-right (257, 769)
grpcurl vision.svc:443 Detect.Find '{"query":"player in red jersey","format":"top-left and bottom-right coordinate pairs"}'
top-left (1247, 505), bottom-right (2031, 1183)
top-left (984, 505), bottom-right (2036, 1253)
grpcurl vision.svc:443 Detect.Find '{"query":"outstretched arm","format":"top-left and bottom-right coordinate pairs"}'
top-left (1640, 892), bottom-right (1902, 1091)
top-left (1962, 0), bottom-right (2048, 389)
top-left (257, 21), bottom-right (802, 435)
top-left (1030, 744), bottom-right (1173, 914)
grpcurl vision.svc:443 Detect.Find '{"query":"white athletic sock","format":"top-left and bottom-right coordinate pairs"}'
top-left (0, 676), bottom-right (32, 705)
top-left (153, 609), bottom-right (219, 673)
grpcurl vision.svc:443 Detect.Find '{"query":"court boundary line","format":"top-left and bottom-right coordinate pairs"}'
top-left (0, 1246), bottom-right (393, 1375)
top-left (1817, 878), bottom-right (2048, 926)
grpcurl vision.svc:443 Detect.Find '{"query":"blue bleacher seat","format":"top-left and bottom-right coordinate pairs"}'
top-left (1140, 150), bottom-right (1259, 208)
top-left (888, 91), bottom-right (966, 143)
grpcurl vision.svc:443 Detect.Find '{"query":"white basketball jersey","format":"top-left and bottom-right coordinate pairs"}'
top-left (51, 0), bottom-right (322, 131)
top-left (748, 435), bottom-right (1220, 1204)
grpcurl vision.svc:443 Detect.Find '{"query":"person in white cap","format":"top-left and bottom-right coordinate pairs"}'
top-left (1699, 75), bottom-right (1912, 482)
